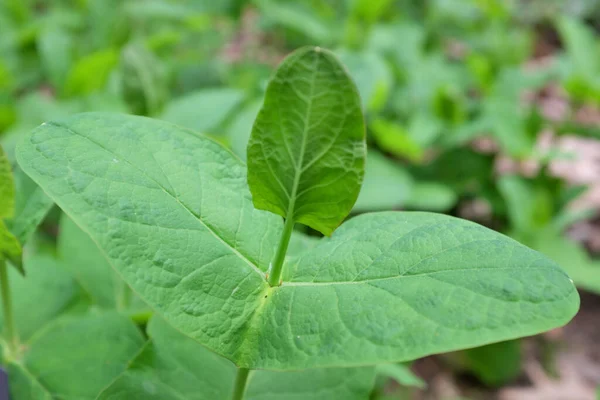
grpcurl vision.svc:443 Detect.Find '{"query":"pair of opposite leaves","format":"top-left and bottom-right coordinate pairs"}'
top-left (16, 47), bottom-right (578, 370)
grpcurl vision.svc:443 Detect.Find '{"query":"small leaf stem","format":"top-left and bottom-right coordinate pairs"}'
top-left (231, 367), bottom-right (250, 400)
top-left (0, 260), bottom-right (18, 354)
top-left (268, 216), bottom-right (295, 287)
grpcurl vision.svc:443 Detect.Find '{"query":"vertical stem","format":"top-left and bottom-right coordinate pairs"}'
top-left (231, 367), bottom-right (250, 400)
top-left (268, 216), bottom-right (295, 287)
top-left (0, 261), bottom-right (18, 354)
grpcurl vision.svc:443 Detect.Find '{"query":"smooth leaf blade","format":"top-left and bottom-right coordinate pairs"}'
top-left (247, 46), bottom-right (366, 235)
top-left (237, 212), bottom-right (579, 368)
top-left (16, 112), bottom-right (280, 364)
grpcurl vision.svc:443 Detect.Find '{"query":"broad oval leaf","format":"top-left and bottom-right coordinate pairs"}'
top-left (247, 46), bottom-right (366, 235)
top-left (98, 317), bottom-right (376, 400)
top-left (17, 113), bottom-right (578, 370)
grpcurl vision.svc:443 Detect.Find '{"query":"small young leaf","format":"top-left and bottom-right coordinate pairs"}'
top-left (98, 317), bottom-right (376, 400)
top-left (247, 46), bottom-right (365, 235)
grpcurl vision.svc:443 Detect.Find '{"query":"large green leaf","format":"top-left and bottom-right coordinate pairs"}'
top-left (17, 113), bottom-right (578, 370)
top-left (247, 47), bottom-right (365, 235)
top-left (98, 317), bottom-right (376, 400)
top-left (8, 313), bottom-right (145, 400)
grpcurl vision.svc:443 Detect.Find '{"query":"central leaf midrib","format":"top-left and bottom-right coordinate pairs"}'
top-left (281, 265), bottom-right (550, 287)
top-left (45, 122), bottom-right (265, 280)
top-left (286, 52), bottom-right (319, 220)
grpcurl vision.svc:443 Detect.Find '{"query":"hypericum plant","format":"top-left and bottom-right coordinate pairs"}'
top-left (17, 47), bottom-right (578, 399)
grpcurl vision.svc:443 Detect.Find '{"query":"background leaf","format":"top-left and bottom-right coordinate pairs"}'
top-left (9, 313), bottom-right (145, 400)
top-left (98, 317), bottom-right (376, 400)
top-left (160, 88), bottom-right (245, 135)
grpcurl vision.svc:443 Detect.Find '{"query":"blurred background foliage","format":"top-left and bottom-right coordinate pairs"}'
top-left (1, 0), bottom-right (599, 398)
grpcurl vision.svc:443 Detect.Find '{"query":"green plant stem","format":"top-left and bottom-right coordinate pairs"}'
top-left (231, 367), bottom-right (250, 400)
top-left (268, 216), bottom-right (295, 287)
top-left (0, 260), bottom-right (18, 354)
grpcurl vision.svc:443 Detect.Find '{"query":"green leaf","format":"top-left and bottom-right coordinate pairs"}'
top-left (1, 252), bottom-right (82, 340)
top-left (228, 100), bottom-right (262, 161)
top-left (160, 88), bottom-right (245, 135)
top-left (336, 50), bottom-right (392, 112)
top-left (461, 340), bottom-right (521, 386)
top-left (558, 17), bottom-right (600, 82)
top-left (404, 182), bottom-right (457, 212)
top-left (0, 220), bottom-right (22, 273)
top-left (98, 317), bottom-right (376, 400)
top-left (0, 145), bottom-right (14, 218)
top-left (17, 113), bottom-right (578, 370)
top-left (6, 166), bottom-right (53, 245)
top-left (247, 47), bottom-right (366, 235)
top-left (353, 150), bottom-right (413, 212)
top-left (376, 363), bottom-right (425, 389)
top-left (533, 231), bottom-right (600, 295)
top-left (255, 0), bottom-right (335, 44)
top-left (58, 215), bottom-right (147, 311)
top-left (497, 176), bottom-right (553, 236)
top-left (8, 313), bottom-right (145, 400)
top-left (58, 214), bottom-right (119, 308)
top-left (37, 26), bottom-right (73, 89)
top-left (119, 43), bottom-right (168, 116)
top-left (64, 49), bottom-right (119, 97)
top-left (370, 119), bottom-right (424, 163)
